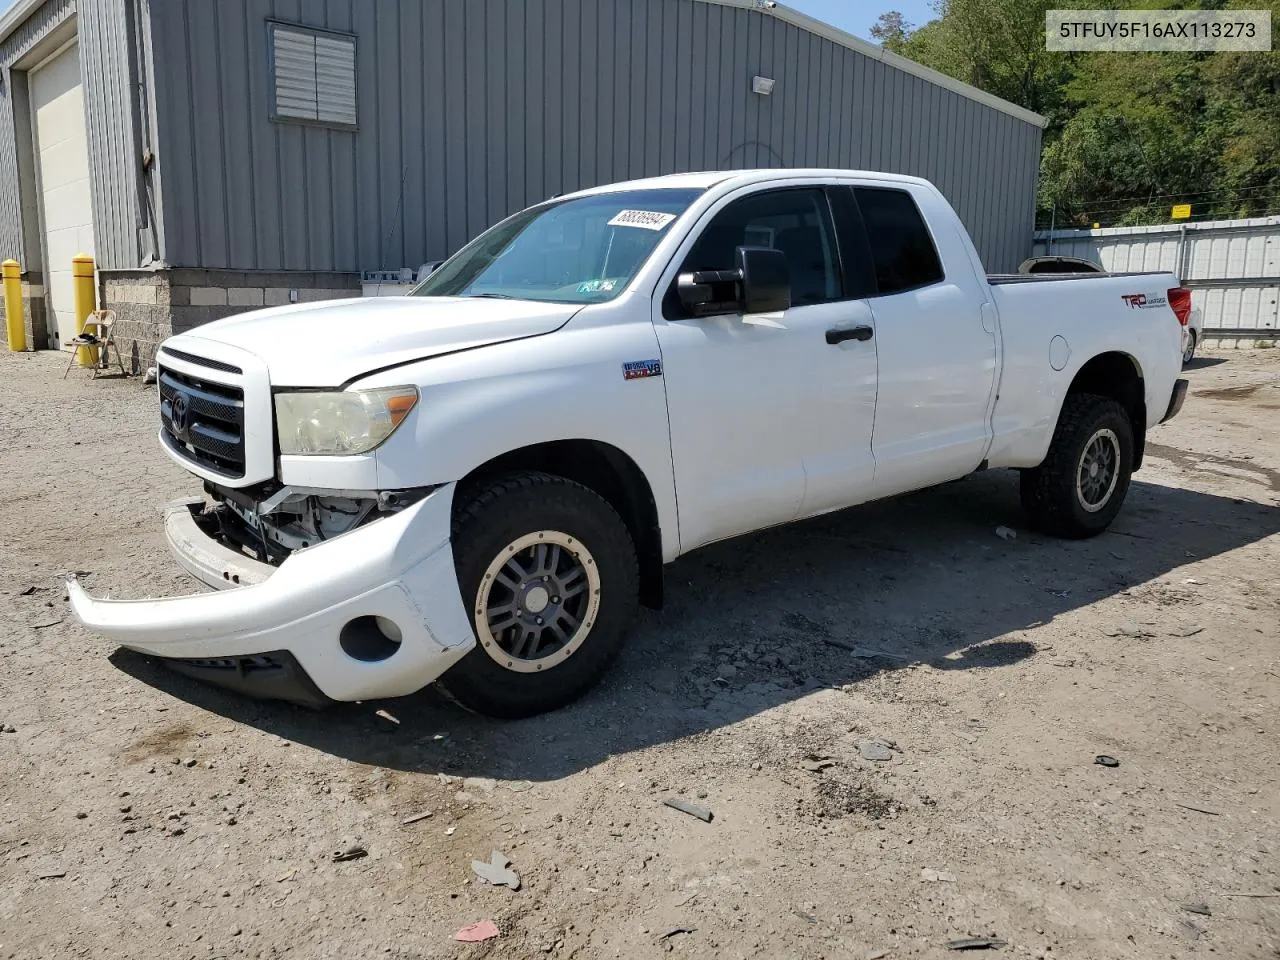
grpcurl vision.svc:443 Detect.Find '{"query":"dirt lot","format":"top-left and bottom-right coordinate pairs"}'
top-left (1, 347), bottom-right (1278, 960)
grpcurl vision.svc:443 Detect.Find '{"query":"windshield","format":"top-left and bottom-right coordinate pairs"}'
top-left (411, 188), bottom-right (703, 304)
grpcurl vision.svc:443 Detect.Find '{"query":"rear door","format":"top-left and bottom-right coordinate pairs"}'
top-left (839, 183), bottom-right (999, 497)
top-left (652, 183), bottom-right (878, 551)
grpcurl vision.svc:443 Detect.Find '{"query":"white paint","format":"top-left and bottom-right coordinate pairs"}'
top-left (988, 276), bottom-right (1181, 467)
top-left (851, 176), bottom-right (998, 499)
top-left (30, 41), bottom-right (95, 349)
top-left (1183, 308), bottom-right (1202, 358)
top-left (69, 486), bottom-right (476, 702)
top-left (1049, 335), bottom-right (1070, 371)
top-left (647, 175), bottom-right (877, 548)
top-left (175, 296), bottom-right (580, 389)
top-left (72, 169), bottom-right (1184, 702)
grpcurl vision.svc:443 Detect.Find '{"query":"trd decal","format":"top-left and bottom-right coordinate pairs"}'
top-left (1121, 292), bottom-right (1168, 309)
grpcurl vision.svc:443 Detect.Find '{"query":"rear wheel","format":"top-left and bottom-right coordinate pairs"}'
top-left (1182, 330), bottom-right (1197, 365)
top-left (438, 472), bottom-right (639, 718)
top-left (1020, 394), bottom-right (1134, 539)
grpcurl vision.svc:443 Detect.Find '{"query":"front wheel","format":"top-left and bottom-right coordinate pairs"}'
top-left (1020, 394), bottom-right (1134, 539)
top-left (438, 472), bottom-right (639, 718)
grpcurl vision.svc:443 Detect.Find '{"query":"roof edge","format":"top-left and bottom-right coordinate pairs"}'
top-left (696, 0), bottom-right (1049, 129)
top-left (0, 0), bottom-right (50, 48)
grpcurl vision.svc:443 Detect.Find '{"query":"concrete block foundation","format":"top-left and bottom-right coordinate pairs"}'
top-left (103, 268), bottom-right (359, 373)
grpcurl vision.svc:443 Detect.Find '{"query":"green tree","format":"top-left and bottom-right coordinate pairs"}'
top-left (869, 11), bottom-right (914, 51)
top-left (885, 0), bottom-right (1069, 117)
top-left (1198, 0), bottom-right (1280, 219)
top-left (1042, 50), bottom-right (1214, 225)
top-left (870, 0), bottom-right (1280, 227)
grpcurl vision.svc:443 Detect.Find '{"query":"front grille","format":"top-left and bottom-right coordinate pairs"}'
top-left (157, 347), bottom-right (243, 375)
top-left (159, 366), bottom-right (246, 478)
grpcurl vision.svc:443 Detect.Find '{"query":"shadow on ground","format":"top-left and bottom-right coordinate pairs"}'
top-left (1184, 356), bottom-right (1228, 370)
top-left (112, 464), bottom-right (1280, 782)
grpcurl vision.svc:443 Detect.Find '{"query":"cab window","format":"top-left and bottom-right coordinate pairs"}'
top-left (853, 187), bottom-right (944, 295)
top-left (679, 188), bottom-right (842, 307)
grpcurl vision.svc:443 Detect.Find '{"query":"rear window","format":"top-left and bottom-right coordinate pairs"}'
top-left (854, 187), bottom-right (944, 295)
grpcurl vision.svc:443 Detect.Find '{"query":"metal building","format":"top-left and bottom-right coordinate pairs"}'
top-left (0, 0), bottom-right (1046, 368)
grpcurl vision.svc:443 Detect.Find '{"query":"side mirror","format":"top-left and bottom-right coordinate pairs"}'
top-left (737, 246), bottom-right (790, 314)
top-left (674, 246), bottom-right (791, 318)
top-left (676, 268), bottom-right (742, 318)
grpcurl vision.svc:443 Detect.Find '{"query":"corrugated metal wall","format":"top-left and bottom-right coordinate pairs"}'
top-left (147, 0), bottom-right (1042, 275)
top-left (0, 0), bottom-right (75, 265)
top-left (1033, 218), bottom-right (1280, 334)
top-left (0, 0), bottom-right (147, 270)
top-left (77, 0), bottom-right (144, 269)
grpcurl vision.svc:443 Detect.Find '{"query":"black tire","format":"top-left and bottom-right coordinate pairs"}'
top-left (1020, 394), bottom-right (1134, 539)
top-left (437, 471), bottom-right (639, 718)
top-left (1182, 330), bottom-right (1197, 366)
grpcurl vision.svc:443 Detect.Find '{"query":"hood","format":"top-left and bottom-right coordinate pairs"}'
top-left (165, 296), bottom-right (580, 386)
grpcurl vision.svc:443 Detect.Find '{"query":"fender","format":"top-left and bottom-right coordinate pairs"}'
top-left (988, 348), bottom-right (1148, 470)
top-left (362, 294), bottom-right (683, 561)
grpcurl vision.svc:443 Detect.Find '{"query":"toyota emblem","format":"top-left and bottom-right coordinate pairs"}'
top-left (171, 391), bottom-right (191, 438)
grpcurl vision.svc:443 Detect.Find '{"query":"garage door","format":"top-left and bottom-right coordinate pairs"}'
top-left (30, 40), bottom-right (95, 350)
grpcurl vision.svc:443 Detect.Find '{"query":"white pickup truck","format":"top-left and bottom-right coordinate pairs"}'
top-left (70, 169), bottom-right (1190, 717)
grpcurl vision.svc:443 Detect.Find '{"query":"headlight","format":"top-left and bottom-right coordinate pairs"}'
top-left (274, 386), bottom-right (418, 456)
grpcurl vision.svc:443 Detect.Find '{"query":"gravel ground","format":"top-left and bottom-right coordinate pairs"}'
top-left (1, 347), bottom-right (1278, 960)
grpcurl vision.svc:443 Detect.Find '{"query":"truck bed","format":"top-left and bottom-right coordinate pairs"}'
top-left (987, 271), bottom-right (1167, 285)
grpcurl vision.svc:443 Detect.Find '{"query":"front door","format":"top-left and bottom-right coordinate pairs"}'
top-left (652, 184), bottom-right (878, 552)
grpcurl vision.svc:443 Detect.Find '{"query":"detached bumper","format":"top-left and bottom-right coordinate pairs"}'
top-left (68, 485), bottom-right (476, 703)
top-left (1162, 377), bottom-right (1189, 423)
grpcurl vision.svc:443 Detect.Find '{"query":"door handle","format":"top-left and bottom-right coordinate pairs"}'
top-left (825, 325), bottom-right (873, 345)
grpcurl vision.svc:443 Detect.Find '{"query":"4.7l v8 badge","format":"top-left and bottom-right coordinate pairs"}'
top-left (622, 359), bottom-right (662, 381)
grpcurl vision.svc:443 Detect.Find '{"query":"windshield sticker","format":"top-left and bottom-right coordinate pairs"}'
top-left (576, 279), bottom-right (618, 295)
top-left (607, 209), bottom-right (678, 231)
top-left (623, 359), bottom-right (663, 381)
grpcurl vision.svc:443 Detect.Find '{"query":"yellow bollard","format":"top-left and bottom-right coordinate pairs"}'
top-left (3, 259), bottom-right (25, 352)
top-left (72, 253), bottom-right (97, 367)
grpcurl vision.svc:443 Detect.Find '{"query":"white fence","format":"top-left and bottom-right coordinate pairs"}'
top-left (1032, 217), bottom-right (1280, 340)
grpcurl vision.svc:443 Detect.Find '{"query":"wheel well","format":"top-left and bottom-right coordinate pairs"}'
top-left (1067, 352), bottom-right (1147, 469)
top-left (456, 440), bottom-right (664, 609)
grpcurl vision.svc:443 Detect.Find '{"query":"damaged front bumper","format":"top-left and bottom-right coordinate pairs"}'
top-left (68, 484), bottom-right (476, 704)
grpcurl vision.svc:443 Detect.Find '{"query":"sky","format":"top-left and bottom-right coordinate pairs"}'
top-left (786, 0), bottom-right (938, 41)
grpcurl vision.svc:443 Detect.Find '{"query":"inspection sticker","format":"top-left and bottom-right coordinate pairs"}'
top-left (608, 209), bottom-right (677, 231)
top-left (622, 359), bottom-right (663, 381)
